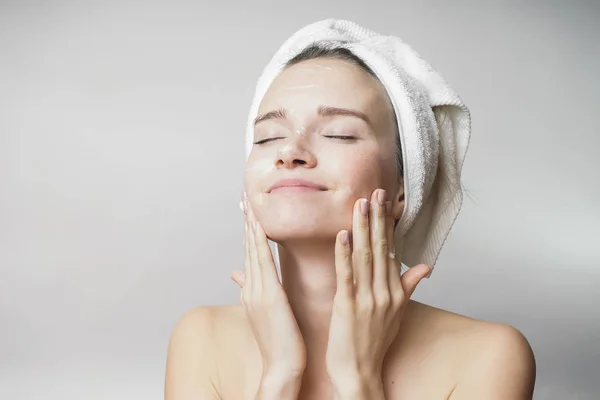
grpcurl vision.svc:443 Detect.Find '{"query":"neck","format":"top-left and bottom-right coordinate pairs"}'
top-left (277, 240), bottom-right (338, 377)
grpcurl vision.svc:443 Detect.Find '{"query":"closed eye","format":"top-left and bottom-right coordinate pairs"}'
top-left (324, 135), bottom-right (356, 140)
top-left (255, 135), bottom-right (355, 145)
top-left (253, 137), bottom-right (283, 145)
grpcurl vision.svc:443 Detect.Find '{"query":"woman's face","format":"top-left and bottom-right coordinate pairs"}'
top-left (244, 57), bottom-right (403, 243)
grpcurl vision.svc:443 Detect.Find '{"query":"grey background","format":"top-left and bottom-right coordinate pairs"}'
top-left (1, 1), bottom-right (598, 399)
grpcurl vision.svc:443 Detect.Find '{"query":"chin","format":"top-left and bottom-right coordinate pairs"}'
top-left (253, 193), bottom-right (351, 241)
top-left (261, 215), bottom-right (345, 244)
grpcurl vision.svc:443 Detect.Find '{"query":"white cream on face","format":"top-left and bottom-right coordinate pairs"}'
top-left (278, 144), bottom-right (295, 159)
top-left (267, 62), bottom-right (359, 107)
top-left (246, 58), bottom-right (400, 219)
top-left (294, 63), bottom-right (333, 73)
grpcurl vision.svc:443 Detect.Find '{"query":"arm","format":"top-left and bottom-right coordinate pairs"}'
top-left (449, 325), bottom-right (536, 400)
top-left (164, 307), bottom-right (222, 400)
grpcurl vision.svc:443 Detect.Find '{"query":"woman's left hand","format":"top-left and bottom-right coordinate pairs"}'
top-left (325, 188), bottom-right (431, 394)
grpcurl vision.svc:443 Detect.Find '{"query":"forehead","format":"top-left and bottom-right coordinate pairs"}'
top-left (258, 58), bottom-right (393, 120)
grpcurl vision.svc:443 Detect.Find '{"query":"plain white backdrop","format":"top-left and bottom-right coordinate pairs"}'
top-left (1, 1), bottom-right (598, 399)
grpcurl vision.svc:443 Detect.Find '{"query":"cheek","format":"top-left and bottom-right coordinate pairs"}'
top-left (330, 149), bottom-right (386, 196)
top-left (244, 156), bottom-right (274, 192)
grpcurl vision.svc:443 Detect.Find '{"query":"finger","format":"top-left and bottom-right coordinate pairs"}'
top-left (244, 214), bottom-right (253, 293)
top-left (385, 200), bottom-right (402, 290)
top-left (400, 264), bottom-right (431, 298)
top-left (371, 189), bottom-right (389, 294)
top-left (230, 270), bottom-right (246, 288)
top-left (251, 210), bottom-right (281, 288)
top-left (352, 197), bottom-right (372, 297)
top-left (334, 229), bottom-right (354, 302)
top-left (244, 193), bottom-right (261, 294)
top-left (240, 199), bottom-right (251, 290)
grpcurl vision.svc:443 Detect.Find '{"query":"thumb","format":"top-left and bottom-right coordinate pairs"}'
top-left (230, 270), bottom-right (246, 288)
top-left (400, 264), bottom-right (431, 298)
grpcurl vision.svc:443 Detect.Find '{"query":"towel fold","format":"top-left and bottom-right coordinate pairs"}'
top-left (245, 19), bottom-right (471, 277)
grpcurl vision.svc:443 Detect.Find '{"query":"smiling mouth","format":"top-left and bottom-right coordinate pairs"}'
top-left (269, 186), bottom-right (327, 193)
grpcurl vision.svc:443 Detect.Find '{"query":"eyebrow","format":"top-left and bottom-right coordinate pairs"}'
top-left (253, 105), bottom-right (371, 126)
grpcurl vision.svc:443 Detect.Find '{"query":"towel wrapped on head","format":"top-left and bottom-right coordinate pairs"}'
top-left (245, 19), bottom-right (471, 278)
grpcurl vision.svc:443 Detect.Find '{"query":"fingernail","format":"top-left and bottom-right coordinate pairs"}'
top-left (377, 189), bottom-right (386, 206)
top-left (341, 230), bottom-right (349, 246)
top-left (360, 198), bottom-right (368, 216)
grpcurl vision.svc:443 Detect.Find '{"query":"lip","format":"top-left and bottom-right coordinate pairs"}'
top-left (268, 179), bottom-right (327, 193)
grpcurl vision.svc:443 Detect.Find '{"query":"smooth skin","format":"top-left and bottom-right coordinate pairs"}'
top-left (165, 57), bottom-right (536, 399)
top-left (236, 188), bottom-right (431, 399)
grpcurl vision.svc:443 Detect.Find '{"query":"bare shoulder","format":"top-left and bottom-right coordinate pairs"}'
top-left (208, 303), bottom-right (246, 325)
top-left (397, 301), bottom-right (536, 399)
top-left (204, 304), bottom-right (262, 399)
top-left (209, 304), bottom-right (258, 361)
top-left (406, 300), bottom-right (535, 368)
top-left (164, 304), bottom-right (257, 399)
top-left (170, 304), bottom-right (250, 350)
top-left (165, 305), bottom-right (223, 399)
top-left (446, 310), bottom-right (536, 399)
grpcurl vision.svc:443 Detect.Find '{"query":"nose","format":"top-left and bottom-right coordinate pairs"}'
top-left (274, 134), bottom-right (317, 169)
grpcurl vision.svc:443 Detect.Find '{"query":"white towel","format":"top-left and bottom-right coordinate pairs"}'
top-left (245, 19), bottom-right (471, 277)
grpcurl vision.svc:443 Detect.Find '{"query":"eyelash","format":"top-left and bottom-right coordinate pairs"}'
top-left (254, 136), bottom-right (356, 145)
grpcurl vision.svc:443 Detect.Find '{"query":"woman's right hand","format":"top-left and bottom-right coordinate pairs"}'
top-left (230, 193), bottom-right (307, 380)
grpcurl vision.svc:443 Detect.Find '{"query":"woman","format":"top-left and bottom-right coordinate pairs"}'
top-left (165, 20), bottom-right (536, 400)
